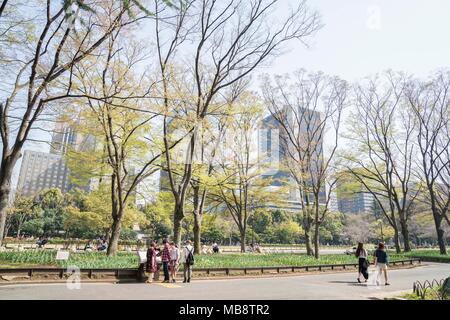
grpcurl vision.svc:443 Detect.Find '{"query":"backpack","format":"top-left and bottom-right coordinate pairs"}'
top-left (185, 247), bottom-right (194, 266)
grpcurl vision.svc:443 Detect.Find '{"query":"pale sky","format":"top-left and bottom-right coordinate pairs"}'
top-left (12, 0), bottom-right (450, 189)
top-left (264, 0), bottom-right (450, 81)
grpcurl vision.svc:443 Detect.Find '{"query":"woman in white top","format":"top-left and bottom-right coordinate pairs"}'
top-left (355, 242), bottom-right (369, 283)
top-left (169, 242), bottom-right (180, 283)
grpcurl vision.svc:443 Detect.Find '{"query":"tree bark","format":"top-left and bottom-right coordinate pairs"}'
top-left (16, 225), bottom-right (21, 239)
top-left (192, 185), bottom-right (206, 254)
top-left (398, 215), bottom-right (411, 252)
top-left (173, 202), bottom-right (184, 247)
top-left (302, 210), bottom-right (314, 256)
top-left (313, 220), bottom-right (320, 259)
top-left (392, 225), bottom-right (401, 253)
top-left (304, 228), bottom-right (314, 256)
top-left (240, 232), bottom-right (246, 253)
top-left (193, 213), bottom-right (202, 254)
top-left (432, 210), bottom-right (447, 255)
top-left (0, 159), bottom-right (15, 245)
top-left (107, 216), bottom-right (122, 257)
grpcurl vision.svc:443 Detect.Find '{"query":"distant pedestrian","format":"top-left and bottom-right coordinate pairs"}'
top-left (145, 241), bottom-right (158, 283)
top-left (373, 242), bottom-right (390, 285)
top-left (84, 240), bottom-right (94, 251)
top-left (161, 239), bottom-right (171, 283)
top-left (36, 236), bottom-right (48, 248)
top-left (97, 239), bottom-right (107, 251)
top-left (169, 242), bottom-right (180, 283)
top-left (181, 240), bottom-right (194, 283)
top-left (355, 242), bottom-right (369, 283)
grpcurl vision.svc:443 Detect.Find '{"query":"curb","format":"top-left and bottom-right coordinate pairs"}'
top-left (0, 263), bottom-right (420, 286)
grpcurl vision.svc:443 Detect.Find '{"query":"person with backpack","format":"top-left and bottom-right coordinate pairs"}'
top-left (181, 240), bottom-right (194, 283)
top-left (355, 242), bottom-right (369, 283)
top-left (373, 242), bottom-right (390, 286)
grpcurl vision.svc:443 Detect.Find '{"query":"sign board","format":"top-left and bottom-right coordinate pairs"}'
top-left (137, 250), bottom-right (147, 264)
top-left (56, 250), bottom-right (70, 261)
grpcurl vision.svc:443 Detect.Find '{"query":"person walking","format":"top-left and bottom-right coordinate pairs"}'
top-left (145, 241), bottom-right (158, 283)
top-left (355, 242), bottom-right (369, 283)
top-left (169, 242), bottom-right (180, 283)
top-left (161, 239), bottom-right (171, 283)
top-left (373, 242), bottom-right (390, 286)
top-left (181, 240), bottom-right (194, 283)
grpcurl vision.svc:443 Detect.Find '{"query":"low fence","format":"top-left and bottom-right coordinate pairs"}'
top-left (192, 259), bottom-right (420, 275)
top-left (0, 244), bottom-right (340, 255)
top-left (0, 259), bottom-right (421, 284)
top-left (408, 256), bottom-right (450, 263)
top-left (413, 277), bottom-right (449, 300)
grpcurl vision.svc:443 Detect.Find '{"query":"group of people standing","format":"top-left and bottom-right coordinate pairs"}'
top-left (145, 239), bottom-right (195, 284)
top-left (356, 242), bottom-right (390, 285)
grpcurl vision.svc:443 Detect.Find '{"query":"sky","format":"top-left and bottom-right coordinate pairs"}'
top-left (263, 0), bottom-right (450, 81)
top-left (11, 0), bottom-right (450, 190)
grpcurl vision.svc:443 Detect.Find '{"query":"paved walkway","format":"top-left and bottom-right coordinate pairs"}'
top-left (0, 263), bottom-right (448, 300)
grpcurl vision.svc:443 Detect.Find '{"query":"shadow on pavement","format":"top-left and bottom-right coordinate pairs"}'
top-left (328, 280), bottom-right (367, 287)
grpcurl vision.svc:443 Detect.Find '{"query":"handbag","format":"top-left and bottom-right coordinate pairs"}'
top-left (363, 259), bottom-right (369, 269)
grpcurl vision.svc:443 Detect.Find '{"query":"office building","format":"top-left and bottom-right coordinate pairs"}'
top-left (337, 191), bottom-right (375, 214)
top-left (16, 150), bottom-right (71, 196)
top-left (16, 120), bottom-right (91, 197)
top-left (258, 108), bottom-right (326, 204)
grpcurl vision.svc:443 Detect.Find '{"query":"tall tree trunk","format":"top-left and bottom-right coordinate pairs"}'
top-left (302, 210), bottom-right (314, 256)
top-left (399, 216), bottom-right (411, 252)
top-left (0, 160), bottom-right (15, 245)
top-left (432, 210), bottom-right (447, 255)
top-left (16, 225), bottom-right (21, 239)
top-left (107, 217), bottom-right (122, 256)
top-left (425, 183), bottom-right (447, 254)
top-left (173, 202), bottom-right (184, 247)
top-left (107, 187), bottom-right (125, 256)
top-left (392, 226), bottom-right (401, 253)
top-left (313, 221), bottom-right (320, 259)
top-left (193, 213), bottom-right (202, 254)
top-left (313, 203), bottom-right (320, 259)
top-left (304, 229), bottom-right (314, 256)
top-left (387, 207), bottom-right (401, 253)
top-left (240, 231), bottom-right (246, 253)
top-left (192, 185), bottom-right (206, 254)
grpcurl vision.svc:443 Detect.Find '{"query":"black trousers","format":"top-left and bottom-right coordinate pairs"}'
top-left (358, 258), bottom-right (368, 279)
top-left (162, 261), bottom-right (170, 281)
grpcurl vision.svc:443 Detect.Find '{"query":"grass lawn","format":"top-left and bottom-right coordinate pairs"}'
top-left (401, 250), bottom-right (450, 262)
top-left (0, 250), bottom-right (424, 269)
top-left (399, 285), bottom-right (448, 300)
